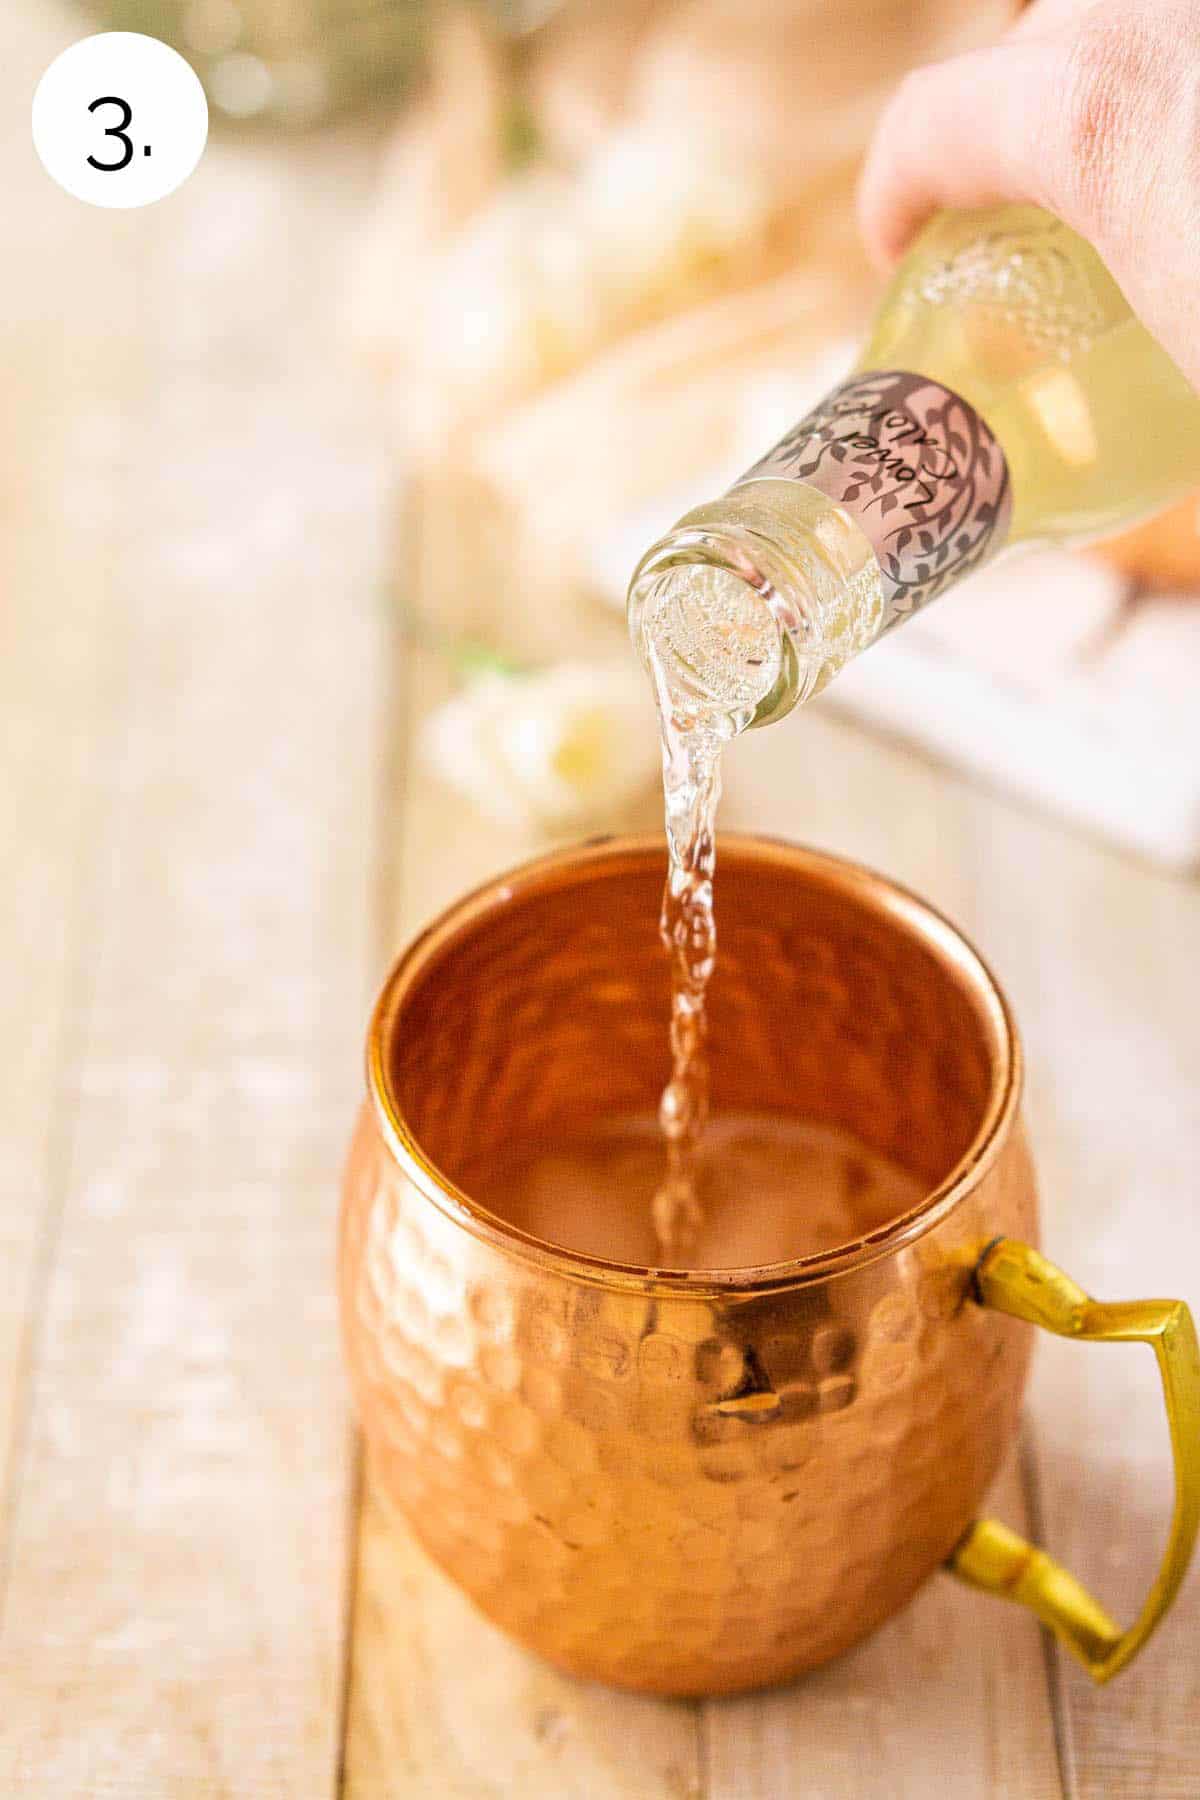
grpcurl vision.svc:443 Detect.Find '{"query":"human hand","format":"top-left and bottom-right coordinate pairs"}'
top-left (857, 0), bottom-right (1200, 389)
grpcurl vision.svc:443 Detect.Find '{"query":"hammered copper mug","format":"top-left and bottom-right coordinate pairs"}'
top-left (339, 836), bottom-right (1199, 1696)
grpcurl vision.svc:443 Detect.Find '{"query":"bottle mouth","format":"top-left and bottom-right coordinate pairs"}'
top-left (628, 553), bottom-right (806, 731)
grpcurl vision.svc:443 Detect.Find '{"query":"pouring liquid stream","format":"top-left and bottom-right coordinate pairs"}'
top-left (641, 565), bottom-right (785, 1261)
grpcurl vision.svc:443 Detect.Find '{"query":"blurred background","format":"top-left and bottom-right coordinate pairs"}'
top-left (81, 0), bottom-right (1200, 858)
top-left (7, 2), bottom-right (1200, 1795)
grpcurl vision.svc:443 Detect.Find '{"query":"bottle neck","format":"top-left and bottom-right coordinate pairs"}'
top-left (629, 364), bottom-right (1017, 729)
top-left (738, 368), bottom-right (1014, 627)
top-left (628, 479), bottom-right (886, 729)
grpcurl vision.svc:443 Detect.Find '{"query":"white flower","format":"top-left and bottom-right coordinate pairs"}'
top-left (420, 661), bottom-right (660, 830)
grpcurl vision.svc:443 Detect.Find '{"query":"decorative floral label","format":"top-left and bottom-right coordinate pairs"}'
top-left (738, 369), bottom-right (1012, 624)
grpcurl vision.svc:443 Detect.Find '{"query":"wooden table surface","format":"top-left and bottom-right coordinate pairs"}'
top-left (5, 7), bottom-right (1198, 1795)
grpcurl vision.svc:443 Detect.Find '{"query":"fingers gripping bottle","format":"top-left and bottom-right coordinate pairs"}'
top-left (629, 205), bottom-right (1200, 726)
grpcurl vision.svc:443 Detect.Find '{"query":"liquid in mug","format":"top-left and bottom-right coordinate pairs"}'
top-left (478, 1113), bottom-right (922, 1271)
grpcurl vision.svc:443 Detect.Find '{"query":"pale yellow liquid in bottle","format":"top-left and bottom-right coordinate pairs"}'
top-left (860, 205), bottom-right (1200, 544)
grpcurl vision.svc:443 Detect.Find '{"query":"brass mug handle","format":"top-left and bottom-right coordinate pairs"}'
top-left (948, 1237), bottom-right (1200, 1683)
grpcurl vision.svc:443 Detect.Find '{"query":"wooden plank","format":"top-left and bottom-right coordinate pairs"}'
top-left (348, 1479), bottom-right (702, 1800)
top-left (342, 480), bottom-right (696, 1799)
top-left (709, 708), bottom-right (1065, 1799)
top-left (968, 799), bottom-right (1200, 1800)
top-left (730, 697), bottom-right (1200, 1797)
top-left (704, 1462), bottom-right (1062, 1800)
top-left (0, 8), bottom-right (138, 1531)
top-left (0, 63), bottom-right (390, 1795)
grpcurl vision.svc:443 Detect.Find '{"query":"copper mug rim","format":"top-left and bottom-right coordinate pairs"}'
top-left (367, 833), bottom-right (1022, 1298)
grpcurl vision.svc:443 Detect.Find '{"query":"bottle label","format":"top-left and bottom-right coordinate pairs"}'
top-left (737, 369), bottom-right (1012, 625)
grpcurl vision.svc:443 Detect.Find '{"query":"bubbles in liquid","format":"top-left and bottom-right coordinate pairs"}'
top-left (914, 227), bottom-right (1107, 364)
top-left (642, 563), bottom-right (782, 719)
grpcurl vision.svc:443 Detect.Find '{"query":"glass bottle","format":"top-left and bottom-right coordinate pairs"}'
top-left (628, 204), bottom-right (1200, 727)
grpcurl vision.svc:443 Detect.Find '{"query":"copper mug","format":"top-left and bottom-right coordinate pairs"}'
top-left (339, 837), bottom-right (1199, 1696)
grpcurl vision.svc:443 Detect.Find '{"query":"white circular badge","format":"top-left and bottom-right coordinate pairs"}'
top-left (33, 33), bottom-right (208, 209)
